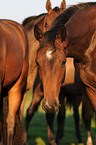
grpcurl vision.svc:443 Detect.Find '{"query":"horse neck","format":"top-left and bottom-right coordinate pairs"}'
top-left (27, 28), bottom-right (39, 71)
top-left (26, 32), bottom-right (39, 89)
top-left (65, 6), bottom-right (96, 61)
top-left (25, 26), bottom-right (40, 90)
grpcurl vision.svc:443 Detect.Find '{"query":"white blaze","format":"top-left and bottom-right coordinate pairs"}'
top-left (46, 50), bottom-right (52, 59)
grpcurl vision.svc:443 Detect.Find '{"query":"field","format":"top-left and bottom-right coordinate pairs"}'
top-left (23, 89), bottom-right (96, 145)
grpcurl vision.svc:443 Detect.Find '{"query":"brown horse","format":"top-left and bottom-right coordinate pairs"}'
top-left (34, 2), bottom-right (96, 144)
top-left (21, 0), bottom-right (65, 125)
top-left (20, 0), bottom-right (65, 118)
top-left (0, 19), bottom-right (28, 145)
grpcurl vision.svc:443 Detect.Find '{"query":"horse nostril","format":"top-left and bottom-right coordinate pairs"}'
top-left (54, 101), bottom-right (58, 107)
top-left (53, 101), bottom-right (59, 111)
top-left (42, 99), bottom-right (51, 111)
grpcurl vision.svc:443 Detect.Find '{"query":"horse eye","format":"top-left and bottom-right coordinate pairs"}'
top-left (61, 61), bottom-right (66, 65)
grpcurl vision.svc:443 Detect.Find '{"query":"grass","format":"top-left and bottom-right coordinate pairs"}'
top-left (23, 89), bottom-right (96, 145)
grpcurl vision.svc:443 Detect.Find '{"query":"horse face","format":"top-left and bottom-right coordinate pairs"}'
top-left (36, 44), bottom-right (66, 113)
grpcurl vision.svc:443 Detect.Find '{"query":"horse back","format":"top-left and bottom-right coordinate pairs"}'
top-left (0, 20), bottom-right (28, 87)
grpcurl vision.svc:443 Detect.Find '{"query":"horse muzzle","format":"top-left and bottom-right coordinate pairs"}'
top-left (42, 98), bottom-right (59, 113)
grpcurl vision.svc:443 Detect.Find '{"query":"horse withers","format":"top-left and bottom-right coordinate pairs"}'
top-left (0, 19), bottom-right (28, 145)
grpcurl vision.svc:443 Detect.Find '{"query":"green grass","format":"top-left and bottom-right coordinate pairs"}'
top-left (23, 90), bottom-right (96, 145)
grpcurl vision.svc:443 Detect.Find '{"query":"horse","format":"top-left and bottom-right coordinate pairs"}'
top-left (21, 0), bottom-right (65, 129)
top-left (34, 2), bottom-right (96, 144)
top-left (0, 19), bottom-right (28, 145)
top-left (20, 0), bottom-right (65, 119)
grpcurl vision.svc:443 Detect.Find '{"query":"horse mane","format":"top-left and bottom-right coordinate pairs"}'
top-left (51, 2), bottom-right (96, 29)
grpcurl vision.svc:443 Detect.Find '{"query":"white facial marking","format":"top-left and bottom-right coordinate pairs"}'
top-left (46, 50), bottom-right (52, 59)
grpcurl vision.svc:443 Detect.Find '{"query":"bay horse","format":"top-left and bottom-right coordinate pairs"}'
top-left (20, 0), bottom-right (65, 118)
top-left (0, 19), bottom-right (28, 145)
top-left (34, 2), bottom-right (96, 144)
top-left (21, 0), bottom-right (65, 128)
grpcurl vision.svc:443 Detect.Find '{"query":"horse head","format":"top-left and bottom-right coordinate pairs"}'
top-left (34, 24), bottom-right (67, 113)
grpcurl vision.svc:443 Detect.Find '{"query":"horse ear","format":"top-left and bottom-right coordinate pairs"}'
top-left (46, 0), bottom-right (52, 12)
top-left (56, 24), bottom-right (66, 43)
top-left (60, 0), bottom-right (66, 11)
top-left (34, 25), bottom-right (43, 42)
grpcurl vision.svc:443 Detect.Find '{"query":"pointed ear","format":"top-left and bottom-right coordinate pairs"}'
top-left (56, 24), bottom-right (66, 43)
top-left (34, 25), bottom-right (43, 42)
top-left (46, 0), bottom-right (52, 12)
top-left (60, 0), bottom-right (66, 11)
